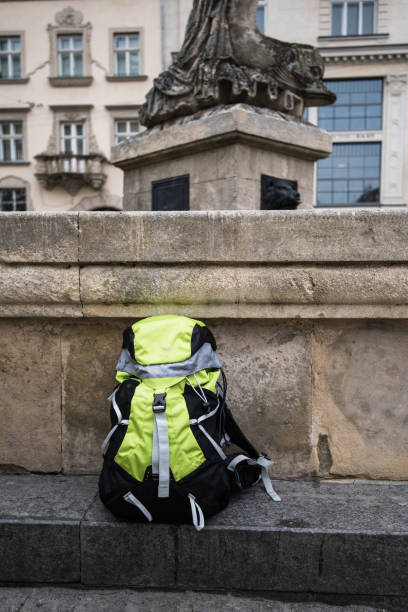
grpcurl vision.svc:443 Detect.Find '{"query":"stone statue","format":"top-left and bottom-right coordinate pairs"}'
top-left (140, 0), bottom-right (335, 128)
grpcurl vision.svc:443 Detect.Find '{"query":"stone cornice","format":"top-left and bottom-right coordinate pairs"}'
top-left (319, 43), bottom-right (408, 64)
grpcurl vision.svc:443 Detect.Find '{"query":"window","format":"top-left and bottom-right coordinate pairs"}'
top-left (60, 123), bottom-right (85, 154)
top-left (114, 33), bottom-right (139, 76)
top-left (318, 79), bottom-right (382, 131)
top-left (0, 36), bottom-right (21, 79)
top-left (317, 142), bottom-right (381, 206)
top-left (48, 7), bottom-right (92, 85)
top-left (256, 0), bottom-right (267, 34)
top-left (0, 187), bottom-right (26, 211)
top-left (0, 121), bottom-right (23, 161)
top-left (114, 119), bottom-right (139, 144)
top-left (331, 1), bottom-right (376, 36)
top-left (58, 34), bottom-right (83, 77)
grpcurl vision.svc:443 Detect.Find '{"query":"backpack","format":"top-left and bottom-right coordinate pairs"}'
top-left (99, 314), bottom-right (280, 530)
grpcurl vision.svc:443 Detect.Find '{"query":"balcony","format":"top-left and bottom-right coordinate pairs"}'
top-left (35, 153), bottom-right (107, 195)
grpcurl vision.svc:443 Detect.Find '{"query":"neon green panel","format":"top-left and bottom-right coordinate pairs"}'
top-left (114, 378), bottom-right (206, 482)
top-left (185, 368), bottom-right (220, 394)
top-left (114, 382), bottom-right (155, 481)
top-left (131, 315), bottom-right (206, 366)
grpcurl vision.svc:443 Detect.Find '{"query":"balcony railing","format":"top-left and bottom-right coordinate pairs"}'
top-left (35, 153), bottom-right (107, 195)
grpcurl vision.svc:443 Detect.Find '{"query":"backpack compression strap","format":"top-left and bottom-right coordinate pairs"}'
top-left (224, 407), bottom-right (281, 502)
top-left (152, 393), bottom-right (170, 498)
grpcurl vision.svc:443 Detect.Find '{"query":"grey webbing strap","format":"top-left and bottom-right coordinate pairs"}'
top-left (189, 402), bottom-right (219, 425)
top-left (101, 420), bottom-right (129, 455)
top-left (188, 494), bottom-right (205, 531)
top-left (257, 455), bottom-right (281, 502)
top-left (101, 389), bottom-right (129, 455)
top-left (226, 454), bottom-right (256, 472)
top-left (123, 491), bottom-right (153, 522)
top-left (152, 393), bottom-right (170, 498)
top-left (197, 423), bottom-right (227, 460)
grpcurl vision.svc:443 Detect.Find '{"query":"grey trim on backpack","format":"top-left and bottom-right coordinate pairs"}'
top-left (115, 342), bottom-right (222, 379)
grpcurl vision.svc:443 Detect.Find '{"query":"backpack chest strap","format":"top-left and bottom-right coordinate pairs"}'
top-left (152, 393), bottom-right (170, 498)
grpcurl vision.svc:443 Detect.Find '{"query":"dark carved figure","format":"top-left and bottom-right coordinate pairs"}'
top-left (140, 0), bottom-right (336, 127)
top-left (261, 176), bottom-right (300, 210)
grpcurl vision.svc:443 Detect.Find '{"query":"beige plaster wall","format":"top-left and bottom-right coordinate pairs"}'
top-left (0, 211), bottom-right (408, 480)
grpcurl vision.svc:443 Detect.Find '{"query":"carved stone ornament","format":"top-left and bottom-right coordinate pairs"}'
top-left (140, 0), bottom-right (335, 127)
top-left (55, 6), bottom-right (85, 27)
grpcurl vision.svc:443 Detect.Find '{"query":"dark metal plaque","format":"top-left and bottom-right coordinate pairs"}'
top-left (152, 174), bottom-right (190, 211)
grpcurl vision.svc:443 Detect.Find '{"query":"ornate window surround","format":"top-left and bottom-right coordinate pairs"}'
top-left (0, 31), bottom-right (29, 84)
top-left (47, 6), bottom-right (93, 87)
top-left (106, 28), bottom-right (147, 82)
top-left (45, 105), bottom-right (101, 156)
top-left (0, 107), bottom-right (30, 165)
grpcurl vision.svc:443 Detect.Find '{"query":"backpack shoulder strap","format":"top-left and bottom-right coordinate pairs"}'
top-left (224, 406), bottom-right (259, 459)
top-left (224, 407), bottom-right (281, 502)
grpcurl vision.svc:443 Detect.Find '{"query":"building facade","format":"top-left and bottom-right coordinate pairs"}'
top-left (1, 0), bottom-right (407, 211)
top-left (0, 0), bottom-right (161, 212)
top-left (163, 0), bottom-right (408, 208)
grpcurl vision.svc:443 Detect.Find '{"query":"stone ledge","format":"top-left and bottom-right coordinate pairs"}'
top-left (111, 105), bottom-right (332, 168)
top-left (2, 262), bottom-right (408, 319)
top-left (1, 475), bottom-right (407, 597)
top-left (2, 210), bottom-right (408, 265)
top-left (78, 210), bottom-right (408, 264)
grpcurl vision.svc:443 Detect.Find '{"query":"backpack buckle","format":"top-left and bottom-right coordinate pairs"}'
top-left (153, 393), bottom-right (167, 413)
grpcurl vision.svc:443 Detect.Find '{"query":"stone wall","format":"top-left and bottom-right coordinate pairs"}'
top-left (1, 210), bottom-right (408, 479)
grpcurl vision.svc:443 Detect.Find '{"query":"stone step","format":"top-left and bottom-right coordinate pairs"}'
top-left (0, 476), bottom-right (407, 605)
top-left (0, 586), bottom-right (391, 612)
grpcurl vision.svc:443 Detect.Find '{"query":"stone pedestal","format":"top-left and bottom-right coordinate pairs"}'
top-left (112, 104), bottom-right (332, 210)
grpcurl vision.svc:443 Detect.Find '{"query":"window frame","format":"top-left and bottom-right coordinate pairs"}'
top-left (0, 110), bottom-right (28, 164)
top-left (316, 78), bottom-right (384, 207)
top-left (105, 105), bottom-right (141, 147)
top-left (316, 141), bottom-right (382, 207)
top-left (0, 175), bottom-right (30, 210)
top-left (108, 28), bottom-right (146, 81)
top-left (331, 1), bottom-right (377, 36)
top-left (0, 31), bottom-right (27, 82)
top-left (318, 78), bottom-right (383, 132)
top-left (113, 33), bottom-right (140, 77)
top-left (47, 7), bottom-right (92, 86)
top-left (60, 122), bottom-right (86, 155)
top-left (256, 0), bottom-right (267, 34)
top-left (57, 34), bottom-right (84, 78)
top-left (0, 186), bottom-right (26, 211)
top-left (114, 118), bottom-right (139, 144)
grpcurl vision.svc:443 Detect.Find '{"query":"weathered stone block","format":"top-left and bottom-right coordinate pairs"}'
top-left (312, 321), bottom-right (408, 479)
top-left (0, 212), bottom-right (78, 263)
top-left (0, 321), bottom-right (63, 472)
top-left (0, 263), bottom-right (81, 317)
top-left (212, 320), bottom-right (313, 477)
top-left (61, 320), bottom-right (130, 473)
top-left (78, 210), bottom-right (408, 264)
